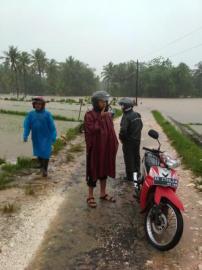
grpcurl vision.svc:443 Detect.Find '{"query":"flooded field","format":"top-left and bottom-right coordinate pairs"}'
top-left (1, 97), bottom-right (201, 123)
top-left (140, 98), bottom-right (202, 124)
top-left (190, 125), bottom-right (202, 135)
top-left (0, 99), bottom-right (89, 119)
top-left (0, 97), bottom-right (201, 161)
top-left (0, 114), bottom-right (79, 161)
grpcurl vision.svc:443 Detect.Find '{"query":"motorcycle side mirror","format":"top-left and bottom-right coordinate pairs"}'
top-left (148, 129), bottom-right (159, 140)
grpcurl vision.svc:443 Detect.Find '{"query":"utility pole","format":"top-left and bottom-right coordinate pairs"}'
top-left (78, 98), bottom-right (83, 121)
top-left (135, 59), bottom-right (139, 106)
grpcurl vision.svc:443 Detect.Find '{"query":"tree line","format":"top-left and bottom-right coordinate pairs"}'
top-left (0, 46), bottom-right (99, 97)
top-left (0, 46), bottom-right (202, 98)
top-left (102, 57), bottom-right (202, 97)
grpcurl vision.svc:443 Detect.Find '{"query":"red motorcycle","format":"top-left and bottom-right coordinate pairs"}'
top-left (134, 129), bottom-right (184, 251)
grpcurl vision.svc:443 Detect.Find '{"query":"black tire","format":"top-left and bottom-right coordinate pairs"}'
top-left (144, 200), bottom-right (183, 251)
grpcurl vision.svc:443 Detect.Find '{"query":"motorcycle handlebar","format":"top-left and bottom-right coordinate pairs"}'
top-left (142, 147), bottom-right (162, 153)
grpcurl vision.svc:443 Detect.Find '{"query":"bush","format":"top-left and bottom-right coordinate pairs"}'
top-left (0, 158), bottom-right (6, 165)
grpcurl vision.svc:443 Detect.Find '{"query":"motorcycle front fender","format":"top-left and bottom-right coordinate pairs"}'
top-left (154, 186), bottom-right (184, 211)
top-left (140, 176), bottom-right (153, 211)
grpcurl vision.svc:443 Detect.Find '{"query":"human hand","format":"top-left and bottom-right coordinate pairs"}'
top-left (23, 138), bottom-right (28, 143)
top-left (101, 106), bottom-right (108, 118)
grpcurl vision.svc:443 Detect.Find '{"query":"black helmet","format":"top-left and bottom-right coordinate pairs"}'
top-left (118, 97), bottom-right (133, 109)
top-left (91, 90), bottom-right (110, 108)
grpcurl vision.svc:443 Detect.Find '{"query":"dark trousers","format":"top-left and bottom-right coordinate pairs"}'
top-left (122, 141), bottom-right (141, 180)
top-left (38, 157), bottom-right (49, 174)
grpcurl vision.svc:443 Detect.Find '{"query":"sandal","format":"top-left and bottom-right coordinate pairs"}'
top-left (100, 194), bottom-right (116, 203)
top-left (87, 197), bottom-right (97, 208)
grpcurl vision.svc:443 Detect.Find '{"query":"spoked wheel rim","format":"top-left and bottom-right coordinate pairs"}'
top-left (146, 203), bottom-right (178, 247)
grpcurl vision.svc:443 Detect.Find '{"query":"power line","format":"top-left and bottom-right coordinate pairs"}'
top-left (142, 26), bottom-right (202, 59)
top-left (168, 42), bottom-right (202, 58)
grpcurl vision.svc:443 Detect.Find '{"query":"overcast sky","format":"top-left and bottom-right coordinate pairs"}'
top-left (0, 0), bottom-right (202, 74)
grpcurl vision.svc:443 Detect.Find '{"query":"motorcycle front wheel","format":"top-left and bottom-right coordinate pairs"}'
top-left (144, 200), bottom-right (183, 251)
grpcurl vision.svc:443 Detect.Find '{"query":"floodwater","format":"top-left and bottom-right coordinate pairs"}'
top-left (191, 125), bottom-right (202, 135)
top-left (0, 114), bottom-right (79, 161)
top-left (0, 100), bottom-right (88, 119)
top-left (1, 97), bottom-right (201, 160)
top-left (139, 98), bottom-right (202, 124)
top-left (1, 97), bottom-right (201, 123)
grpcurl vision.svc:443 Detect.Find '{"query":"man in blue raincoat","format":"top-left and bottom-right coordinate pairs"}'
top-left (23, 96), bottom-right (57, 177)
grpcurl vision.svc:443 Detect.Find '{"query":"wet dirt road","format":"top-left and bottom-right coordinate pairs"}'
top-left (26, 109), bottom-right (202, 270)
top-left (26, 157), bottom-right (150, 270)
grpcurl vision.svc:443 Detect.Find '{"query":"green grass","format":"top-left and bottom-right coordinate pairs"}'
top-left (66, 152), bottom-right (75, 163)
top-left (114, 108), bottom-right (122, 118)
top-left (52, 138), bottom-right (66, 154)
top-left (0, 109), bottom-right (82, 122)
top-left (0, 157), bottom-right (36, 189)
top-left (24, 185), bottom-right (35, 196)
top-left (53, 124), bottom-right (82, 154)
top-left (1, 203), bottom-right (17, 214)
top-left (152, 110), bottom-right (202, 178)
top-left (0, 158), bottom-right (6, 165)
top-left (1, 157), bottom-right (36, 173)
top-left (0, 173), bottom-right (14, 190)
top-left (187, 122), bottom-right (202, 126)
top-left (66, 125), bottom-right (81, 140)
top-left (69, 143), bottom-right (84, 153)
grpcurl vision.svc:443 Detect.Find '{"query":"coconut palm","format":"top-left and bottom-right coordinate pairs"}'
top-left (31, 48), bottom-right (47, 78)
top-left (101, 62), bottom-right (114, 92)
top-left (18, 51), bottom-right (31, 97)
top-left (1, 46), bottom-right (20, 97)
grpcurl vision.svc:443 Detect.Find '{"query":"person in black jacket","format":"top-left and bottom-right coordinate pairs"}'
top-left (119, 97), bottom-right (143, 181)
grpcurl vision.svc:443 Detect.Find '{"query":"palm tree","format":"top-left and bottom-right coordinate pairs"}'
top-left (1, 46), bottom-right (20, 97)
top-left (18, 51), bottom-right (31, 97)
top-left (101, 62), bottom-right (114, 93)
top-left (46, 59), bottom-right (59, 94)
top-left (102, 62), bottom-right (114, 81)
top-left (31, 48), bottom-right (47, 79)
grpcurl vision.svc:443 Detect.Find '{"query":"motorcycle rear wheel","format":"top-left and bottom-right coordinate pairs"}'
top-left (144, 200), bottom-right (183, 251)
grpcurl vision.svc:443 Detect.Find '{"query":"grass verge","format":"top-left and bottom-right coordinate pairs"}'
top-left (152, 110), bottom-right (202, 181)
top-left (1, 203), bottom-right (18, 214)
top-left (0, 157), bottom-right (37, 190)
top-left (53, 124), bottom-right (82, 154)
top-left (0, 158), bottom-right (6, 165)
top-left (69, 143), bottom-right (84, 153)
top-left (66, 152), bottom-right (75, 163)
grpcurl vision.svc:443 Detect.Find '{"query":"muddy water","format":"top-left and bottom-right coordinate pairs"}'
top-left (140, 98), bottom-right (202, 123)
top-left (191, 125), bottom-right (202, 135)
top-left (0, 100), bottom-right (88, 119)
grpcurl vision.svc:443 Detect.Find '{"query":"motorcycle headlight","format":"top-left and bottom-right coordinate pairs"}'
top-left (166, 159), bottom-right (181, 169)
top-left (161, 153), bottom-right (180, 169)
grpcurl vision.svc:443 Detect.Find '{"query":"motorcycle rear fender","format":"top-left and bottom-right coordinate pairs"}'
top-left (154, 186), bottom-right (184, 211)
